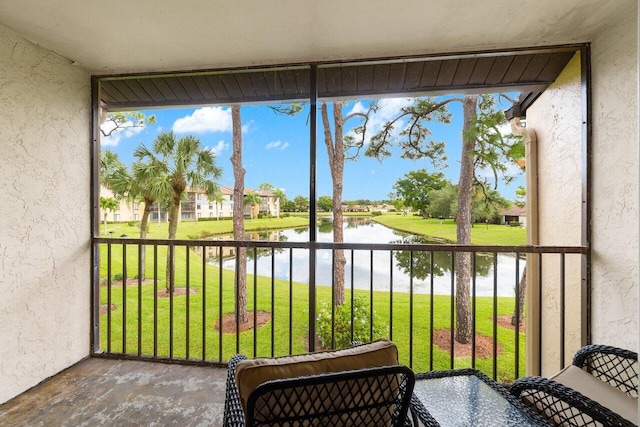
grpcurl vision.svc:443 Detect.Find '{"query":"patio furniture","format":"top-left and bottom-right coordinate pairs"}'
top-left (511, 345), bottom-right (638, 426)
top-left (223, 339), bottom-right (415, 427)
top-left (409, 368), bottom-right (550, 426)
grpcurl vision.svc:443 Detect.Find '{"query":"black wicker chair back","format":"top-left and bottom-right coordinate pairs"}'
top-left (511, 345), bottom-right (638, 427)
top-left (224, 355), bottom-right (414, 427)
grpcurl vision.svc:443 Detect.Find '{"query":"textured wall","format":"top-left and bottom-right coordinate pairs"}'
top-left (526, 54), bottom-right (584, 375)
top-left (589, 9), bottom-right (639, 351)
top-left (0, 24), bottom-right (91, 403)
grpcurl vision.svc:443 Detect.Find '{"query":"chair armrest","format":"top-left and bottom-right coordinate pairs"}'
top-left (511, 376), bottom-right (636, 427)
top-left (573, 345), bottom-right (638, 397)
top-left (223, 354), bottom-right (248, 427)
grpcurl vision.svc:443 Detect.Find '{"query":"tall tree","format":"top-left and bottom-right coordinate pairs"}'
top-left (320, 101), bottom-right (374, 306)
top-left (211, 190), bottom-right (225, 220)
top-left (243, 192), bottom-right (260, 220)
top-left (317, 196), bottom-right (333, 212)
top-left (100, 111), bottom-right (156, 138)
top-left (258, 182), bottom-right (283, 218)
top-left (369, 94), bottom-right (522, 344)
top-left (134, 131), bottom-right (221, 293)
top-left (99, 197), bottom-right (119, 235)
top-left (230, 105), bottom-right (249, 324)
top-left (391, 170), bottom-right (447, 216)
top-left (293, 195), bottom-right (309, 212)
top-left (101, 149), bottom-right (160, 280)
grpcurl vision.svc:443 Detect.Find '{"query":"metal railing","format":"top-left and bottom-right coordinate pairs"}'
top-left (92, 237), bottom-right (587, 382)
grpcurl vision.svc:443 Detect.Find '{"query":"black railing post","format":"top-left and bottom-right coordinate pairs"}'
top-left (308, 64), bottom-right (318, 353)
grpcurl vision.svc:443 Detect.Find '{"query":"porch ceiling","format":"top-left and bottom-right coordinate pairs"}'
top-left (0, 1), bottom-right (630, 76)
top-left (99, 48), bottom-right (577, 109)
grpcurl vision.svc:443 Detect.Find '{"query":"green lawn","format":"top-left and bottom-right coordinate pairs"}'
top-left (372, 214), bottom-right (526, 246)
top-left (100, 216), bottom-right (309, 239)
top-left (100, 242), bottom-right (526, 381)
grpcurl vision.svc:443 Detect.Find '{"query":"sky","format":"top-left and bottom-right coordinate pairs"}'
top-left (101, 94), bottom-right (524, 202)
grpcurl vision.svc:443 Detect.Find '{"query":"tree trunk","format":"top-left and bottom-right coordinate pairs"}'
top-left (321, 102), bottom-right (346, 307)
top-left (165, 186), bottom-right (181, 293)
top-left (138, 197), bottom-right (153, 280)
top-left (231, 106), bottom-right (249, 324)
top-left (454, 95), bottom-right (479, 344)
top-left (512, 266), bottom-right (526, 326)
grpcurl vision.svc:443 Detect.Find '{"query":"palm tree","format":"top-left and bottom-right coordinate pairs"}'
top-left (99, 197), bottom-right (119, 235)
top-left (134, 131), bottom-right (222, 293)
top-left (211, 190), bottom-right (225, 220)
top-left (101, 150), bottom-right (163, 280)
top-left (243, 192), bottom-right (260, 220)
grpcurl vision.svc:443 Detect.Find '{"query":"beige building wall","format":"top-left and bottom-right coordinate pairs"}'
top-left (0, 24), bottom-right (91, 404)
top-left (526, 53), bottom-right (584, 375)
top-left (589, 7), bottom-right (638, 352)
top-left (525, 6), bottom-right (638, 376)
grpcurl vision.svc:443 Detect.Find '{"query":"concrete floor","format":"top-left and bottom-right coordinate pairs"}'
top-left (0, 358), bottom-right (228, 426)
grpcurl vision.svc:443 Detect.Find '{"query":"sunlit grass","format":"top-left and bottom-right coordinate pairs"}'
top-left (372, 214), bottom-right (526, 246)
top-left (99, 243), bottom-right (526, 381)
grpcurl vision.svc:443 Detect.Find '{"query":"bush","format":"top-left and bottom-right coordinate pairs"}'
top-left (509, 221), bottom-right (521, 227)
top-left (114, 273), bottom-right (123, 281)
top-left (127, 221), bottom-right (136, 227)
top-left (371, 211), bottom-right (382, 216)
top-left (316, 296), bottom-right (388, 349)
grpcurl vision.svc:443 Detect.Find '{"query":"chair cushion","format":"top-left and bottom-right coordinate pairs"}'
top-left (234, 338), bottom-right (399, 412)
top-left (551, 365), bottom-right (638, 423)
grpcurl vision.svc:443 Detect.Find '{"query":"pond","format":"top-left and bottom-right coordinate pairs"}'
top-left (209, 218), bottom-right (525, 297)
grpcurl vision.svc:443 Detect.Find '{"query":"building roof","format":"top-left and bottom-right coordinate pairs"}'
top-left (501, 206), bottom-right (527, 217)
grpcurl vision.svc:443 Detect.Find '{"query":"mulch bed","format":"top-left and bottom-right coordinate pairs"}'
top-left (496, 315), bottom-right (526, 333)
top-left (431, 316), bottom-right (525, 358)
top-left (432, 329), bottom-right (502, 358)
top-left (214, 311), bottom-right (272, 333)
top-left (100, 304), bottom-right (117, 314)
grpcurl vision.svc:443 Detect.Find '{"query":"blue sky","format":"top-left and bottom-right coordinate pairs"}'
top-left (101, 95), bottom-right (524, 202)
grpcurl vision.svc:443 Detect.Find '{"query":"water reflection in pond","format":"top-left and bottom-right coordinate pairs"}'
top-left (208, 218), bottom-right (525, 297)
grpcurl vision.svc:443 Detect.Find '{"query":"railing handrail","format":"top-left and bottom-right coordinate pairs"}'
top-left (94, 236), bottom-right (587, 254)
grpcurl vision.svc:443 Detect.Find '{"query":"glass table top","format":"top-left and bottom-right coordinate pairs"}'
top-left (413, 373), bottom-right (546, 427)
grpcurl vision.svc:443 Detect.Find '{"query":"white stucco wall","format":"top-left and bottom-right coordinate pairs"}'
top-left (526, 53), bottom-right (584, 375)
top-left (0, 24), bottom-right (91, 403)
top-left (589, 8), bottom-right (639, 352)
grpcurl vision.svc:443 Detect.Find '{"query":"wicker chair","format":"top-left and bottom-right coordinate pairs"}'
top-left (511, 345), bottom-right (638, 426)
top-left (223, 340), bottom-right (415, 427)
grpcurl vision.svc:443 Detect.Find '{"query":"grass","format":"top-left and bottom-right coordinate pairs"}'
top-left (100, 242), bottom-right (526, 381)
top-left (372, 214), bottom-right (527, 246)
top-left (101, 216), bottom-right (309, 239)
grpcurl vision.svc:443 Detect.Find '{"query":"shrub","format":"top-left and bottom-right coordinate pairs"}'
top-left (316, 296), bottom-right (388, 349)
top-left (127, 221), bottom-right (136, 227)
top-left (509, 221), bottom-right (521, 227)
top-left (114, 273), bottom-right (123, 281)
top-left (371, 211), bottom-right (382, 216)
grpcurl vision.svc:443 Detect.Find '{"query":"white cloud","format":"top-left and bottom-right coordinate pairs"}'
top-left (100, 120), bottom-right (145, 147)
top-left (265, 140), bottom-right (290, 151)
top-left (172, 107), bottom-right (232, 134)
top-left (345, 98), bottom-right (413, 146)
top-left (209, 140), bottom-right (228, 157)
